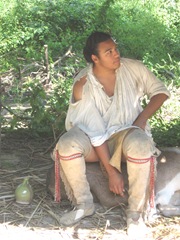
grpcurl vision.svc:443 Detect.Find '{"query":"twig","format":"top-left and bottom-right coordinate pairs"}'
top-left (1, 104), bottom-right (32, 120)
top-left (95, 205), bottom-right (120, 217)
top-left (44, 45), bottom-right (50, 84)
top-left (52, 46), bottom-right (72, 67)
top-left (25, 195), bottom-right (46, 227)
top-left (41, 204), bottom-right (61, 224)
top-left (42, 130), bottom-right (65, 154)
top-left (0, 194), bottom-right (15, 200)
top-left (20, 62), bottom-right (44, 74)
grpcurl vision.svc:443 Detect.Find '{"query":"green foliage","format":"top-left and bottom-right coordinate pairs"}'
top-left (0, 0), bottom-right (179, 146)
top-left (104, 0), bottom-right (180, 62)
top-left (150, 77), bottom-right (180, 147)
top-left (0, 0), bottom-right (100, 71)
top-left (151, 118), bottom-right (180, 147)
top-left (1, 0), bottom-right (179, 71)
top-left (143, 55), bottom-right (180, 86)
top-left (18, 75), bottom-right (73, 134)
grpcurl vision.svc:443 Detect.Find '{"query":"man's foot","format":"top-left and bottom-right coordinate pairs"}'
top-left (59, 203), bottom-right (95, 226)
top-left (127, 213), bottom-right (152, 239)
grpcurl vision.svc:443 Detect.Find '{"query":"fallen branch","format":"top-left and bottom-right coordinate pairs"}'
top-left (51, 46), bottom-right (72, 67)
top-left (0, 194), bottom-right (15, 200)
top-left (25, 196), bottom-right (46, 227)
top-left (2, 104), bottom-right (32, 120)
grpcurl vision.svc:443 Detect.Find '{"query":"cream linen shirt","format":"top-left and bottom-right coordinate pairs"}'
top-left (65, 58), bottom-right (170, 147)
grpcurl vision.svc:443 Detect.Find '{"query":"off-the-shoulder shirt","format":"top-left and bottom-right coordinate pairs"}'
top-left (65, 58), bottom-right (170, 146)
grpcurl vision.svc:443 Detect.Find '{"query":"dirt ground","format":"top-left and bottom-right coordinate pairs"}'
top-left (0, 130), bottom-right (180, 240)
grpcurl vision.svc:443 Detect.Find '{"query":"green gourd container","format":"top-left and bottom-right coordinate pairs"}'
top-left (15, 177), bottom-right (33, 204)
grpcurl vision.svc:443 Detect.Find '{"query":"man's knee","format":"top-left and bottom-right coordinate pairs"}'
top-left (56, 127), bottom-right (92, 157)
top-left (123, 128), bottom-right (155, 159)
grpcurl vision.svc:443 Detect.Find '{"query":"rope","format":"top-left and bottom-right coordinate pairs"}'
top-left (55, 150), bottom-right (61, 202)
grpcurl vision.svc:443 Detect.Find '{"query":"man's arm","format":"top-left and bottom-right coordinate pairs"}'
top-left (73, 76), bottom-right (87, 101)
top-left (95, 142), bottom-right (124, 197)
top-left (133, 93), bottom-right (168, 130)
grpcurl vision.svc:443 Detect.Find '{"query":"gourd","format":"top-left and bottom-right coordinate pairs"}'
top-left (15, 177), bottom-right (33, 204)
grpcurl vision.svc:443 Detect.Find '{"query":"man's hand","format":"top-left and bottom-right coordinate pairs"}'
top-left (94, 142), bottom-right (125, 197)
top-left (108, 169), bottom-right (125, 197)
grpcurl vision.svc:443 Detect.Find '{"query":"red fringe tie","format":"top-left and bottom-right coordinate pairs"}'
top-left (127, 156), bottom-right (155, 209)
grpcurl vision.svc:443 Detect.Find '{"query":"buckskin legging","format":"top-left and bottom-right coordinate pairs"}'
top-left (55, 126), bottom-right (160, 215)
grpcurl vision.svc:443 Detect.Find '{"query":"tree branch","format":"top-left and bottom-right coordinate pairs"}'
top-left (2, 104), bottom-right (32, 120)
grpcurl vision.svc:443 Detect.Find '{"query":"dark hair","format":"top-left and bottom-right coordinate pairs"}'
top-left (83, 31), bottom-right (112, 63)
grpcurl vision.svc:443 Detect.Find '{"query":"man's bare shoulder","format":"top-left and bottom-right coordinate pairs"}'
top-left (73, 75), bottom-right (87, 102)
top-left (74, 75), bottom-right (87, 88)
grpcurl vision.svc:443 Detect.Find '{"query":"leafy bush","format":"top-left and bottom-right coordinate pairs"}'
top-left (0, 0), bottom-right (179, 146)
top-left (0, 0), bottom-right (100, 71)
top-left (104, 0), bottom-right (180, 62)
top-left (150, 83), bottom-right (180, 147)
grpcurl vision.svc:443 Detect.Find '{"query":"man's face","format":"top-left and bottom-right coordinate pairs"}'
top-left (92, 39), bottom-right (120, 70)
